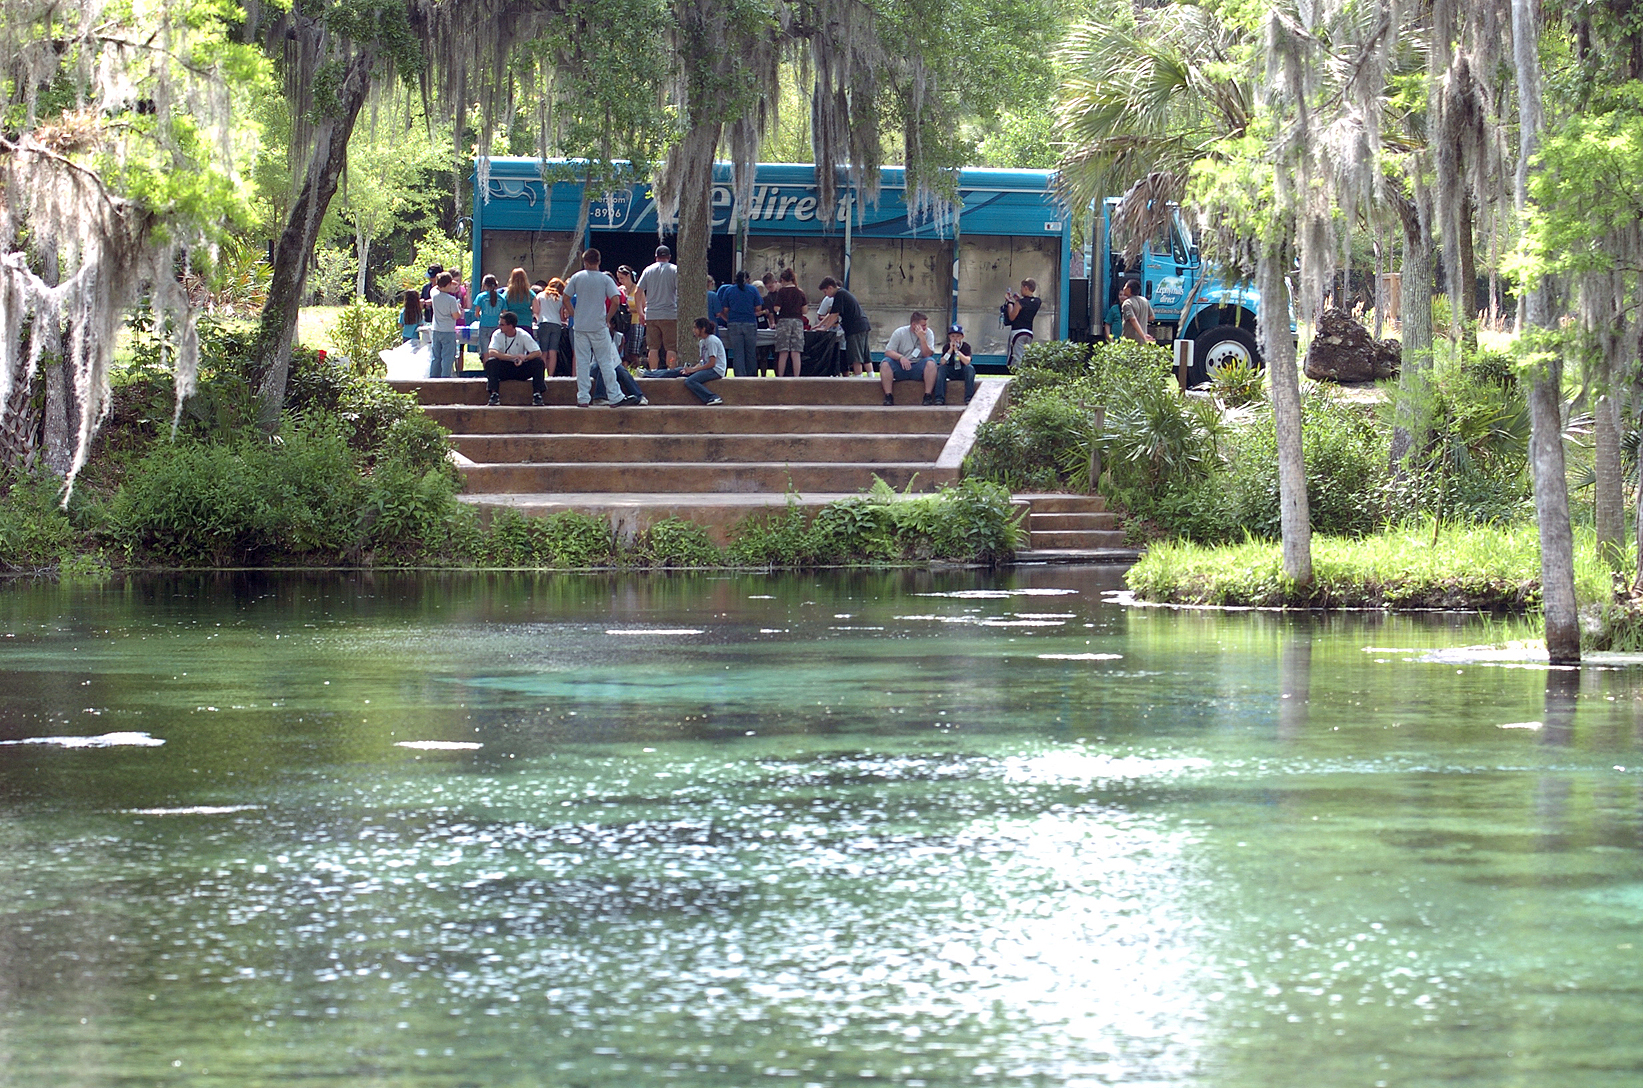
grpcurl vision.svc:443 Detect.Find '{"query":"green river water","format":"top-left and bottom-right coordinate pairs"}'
top-left (0, 567), bottom-right (1640, 1087)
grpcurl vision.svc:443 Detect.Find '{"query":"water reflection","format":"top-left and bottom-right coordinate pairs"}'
top-left (0, 571), bottom-right (1641, 1087)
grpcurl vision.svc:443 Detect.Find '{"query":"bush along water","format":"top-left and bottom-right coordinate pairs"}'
top-left (9, 313), bottom-right (1027, 573)
top-left (968, 335), bottom-right (1537, 549)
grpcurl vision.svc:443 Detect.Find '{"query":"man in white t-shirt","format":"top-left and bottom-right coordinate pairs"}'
top-left (561, 248), bottom-right (627, 408)
top-left (482, 312), bottom-right (546, 405)
top-left (879, 311), bottom-right (939, 405)
top-left (427, 272), bottom-right (466, 378)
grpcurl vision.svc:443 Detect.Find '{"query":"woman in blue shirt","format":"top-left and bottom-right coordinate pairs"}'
top-left (714, 270), bottom-right (763, 377)
top-left (469, 274), bottom-right (506, 375)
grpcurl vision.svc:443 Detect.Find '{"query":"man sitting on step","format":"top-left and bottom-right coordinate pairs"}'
top-left (641, 318), bottom-right (727, 404)
top-left (879, 311), bottom-right (939, 406)
top-left (483, 311), bottom-right (547, 406)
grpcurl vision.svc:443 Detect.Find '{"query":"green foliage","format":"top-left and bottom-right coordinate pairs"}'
top-left (970, 339), bottom-right (1176, 491)
top-left (358, 463), bottom-right (462, 563)
top-left (968, 396), bottom-right (1088, 491)
top-left (635, 518), bottom-right (723, 568)
top-left (387, 232), bottom-right (468, 294)
top-left (1209, 354), bottom-right (1265, 406)
top-left (0, 473), bottom-right (82, 572)
top-left (285, 349), bottom-right (432, 463)
top-left (1082, 378), bottom-right (1226, 496)
top-left (727, 479), bottom-right (1024, 567)
top-left (326, 299), bottom-right (401, 376)
top-left (472, 509), bottom-right (617, 568)
top-left (104, 423), bottom-right (367, 566)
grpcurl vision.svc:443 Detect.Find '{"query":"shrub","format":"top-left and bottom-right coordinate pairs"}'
top-left (285, 350), bottom-right (427, 462)
top-left (104, 423), bottom-right (365, 565)
top-left (970, 339), bottom-right (1178, 491)
top-left (967, 396), bottom-right (1087, 491)
top-left (1214, 391), bottom-right (1388, 540)
top-left (469, 508), bottom-right (616, 568)
top-left (0, 473), bottom-right (82, 571)
top-left (360, 463), bottom-right (463, 564)
top-left (635, 518), bottom-right (722, 568)
top-left (327, 299), bottom-right (401, 377)
top-left (726, 479), bottom-right (1023, 567)
top-left (1209, 355), bottom-right (1265, 406)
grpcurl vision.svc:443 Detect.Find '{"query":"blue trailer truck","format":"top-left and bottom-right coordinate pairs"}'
top-left (1086, 195), bottom-right (1263, 385)
top-left (471, 159), bottom-right (1071, 367)
top-left (469, 159), bottom-right (1264, 375)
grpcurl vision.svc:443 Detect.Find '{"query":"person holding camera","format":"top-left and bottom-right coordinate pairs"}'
top-left (1003, 278), bottom-right (1041, 366)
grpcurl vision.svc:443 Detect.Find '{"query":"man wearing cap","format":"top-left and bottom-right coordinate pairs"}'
top-left (937, 324), bottom-right (976, 405)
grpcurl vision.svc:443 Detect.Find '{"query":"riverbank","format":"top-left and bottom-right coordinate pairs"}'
top-left (1125, 523), bottom-right (1615, 611)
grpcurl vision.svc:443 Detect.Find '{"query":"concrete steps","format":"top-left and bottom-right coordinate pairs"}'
top-left (461, 461), bottom-right (957, 495)
top-left (452, 432), bottom-right (951, 465)
top-left (421, 405), bottom-right (962, 435)
top-left (389, 376), bottom-right (1013, 541)
top-left (1012, 492), bottom-right (1141, 563)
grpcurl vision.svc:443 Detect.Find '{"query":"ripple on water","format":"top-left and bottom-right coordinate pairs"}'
top-left (0, 731), bottom-right (165, 748)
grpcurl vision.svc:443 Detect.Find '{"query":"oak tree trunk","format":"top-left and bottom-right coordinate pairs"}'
top-left (672, 119), bottom-right (721, 330)
top-left (1458, 195), bottom-right (1479, 354)
top-left (354, 228), bottom-right (370, 301)
top-left (1258, 250), bottom-right (1312, 587)
top-left (1389, 197), bottom-right (1434, 472)
top-left (1514, 0), bottom-right (1580, 664)
top-left (1594, 392), bottom-right (1625, 569)
top-left (253, 50), bottom-right (375, 429)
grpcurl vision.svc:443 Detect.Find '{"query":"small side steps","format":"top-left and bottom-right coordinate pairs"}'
top-left (1012, 493), bottom-right (1141, 564)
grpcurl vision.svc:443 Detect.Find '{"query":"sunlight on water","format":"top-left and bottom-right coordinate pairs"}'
top-left (1, 567), bottom-right (1641, 1087)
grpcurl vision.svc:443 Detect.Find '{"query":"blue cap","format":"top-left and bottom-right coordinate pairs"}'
top-left (948, 324), bottom-right (964, 335)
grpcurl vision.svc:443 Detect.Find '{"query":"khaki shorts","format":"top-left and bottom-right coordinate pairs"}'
top-left (774, 318), bottom-right (805, 353)
top-left (646, 318), bottom-right (678, 358)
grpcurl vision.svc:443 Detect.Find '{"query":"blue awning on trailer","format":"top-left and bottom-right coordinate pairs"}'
top-left (473, 159), bottom-right (1067, 240)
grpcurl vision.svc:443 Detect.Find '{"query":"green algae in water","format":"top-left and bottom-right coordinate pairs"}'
top-left (0, 569), bottom-right (1641, 1087)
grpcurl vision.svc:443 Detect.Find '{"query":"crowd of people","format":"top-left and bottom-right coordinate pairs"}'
top-left (407, 246), bottom-right (1044, 407)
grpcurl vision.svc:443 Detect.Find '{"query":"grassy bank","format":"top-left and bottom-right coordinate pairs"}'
top-left (1125, 524), bottom-right (1614, 610)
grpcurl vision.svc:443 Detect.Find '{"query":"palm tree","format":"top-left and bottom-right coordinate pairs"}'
top-left (1054, 3), bottom-right (1252, 244)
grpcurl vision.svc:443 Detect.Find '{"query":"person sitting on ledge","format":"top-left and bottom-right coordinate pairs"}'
top-left (938, 323), bottom-right (977, 405)
top-left (879, 311), bottom-right (938, 405)
top-left (642, 318), bottom-right (726, 404)
top-left (483, 311), bottom-right (546, 406)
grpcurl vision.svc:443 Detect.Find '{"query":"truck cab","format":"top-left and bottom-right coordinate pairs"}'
top-left (1094, 197), bottom-right (1262, 385)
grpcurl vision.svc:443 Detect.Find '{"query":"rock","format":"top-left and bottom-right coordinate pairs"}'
top-left (1304, 307), bottom-right (1400, 382)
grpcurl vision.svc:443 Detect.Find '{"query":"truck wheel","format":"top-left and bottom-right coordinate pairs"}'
top-left (1191, 326), bottom-right (1260, 386)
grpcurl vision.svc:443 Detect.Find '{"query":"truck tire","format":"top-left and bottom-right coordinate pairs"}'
top-left (1191, 325), bottom-right (1260, 386)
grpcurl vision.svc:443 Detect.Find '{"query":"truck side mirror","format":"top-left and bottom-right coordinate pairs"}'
top-left (1190, 245), bottom-right (1200, 263)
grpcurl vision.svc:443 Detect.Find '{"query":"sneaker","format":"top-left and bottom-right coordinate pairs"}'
top-left (621, 394), bottom-right (643, 407)
top-left (531, 393), bottom-right (545, 406)
top-left (608, 397), bottom-right (629, 408)
top-left (487, 393), bottom-right (501, 406)
top-left (638, 396), bottom-right (650, 406)
top-left (576, 400), bottom-right (592, 408)
top-left (921, 394), bottom-right (935, 406)
top-left (705, 395), bottom-right (724, 406)
top-left (883, 393), bottom-right (895, 406)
